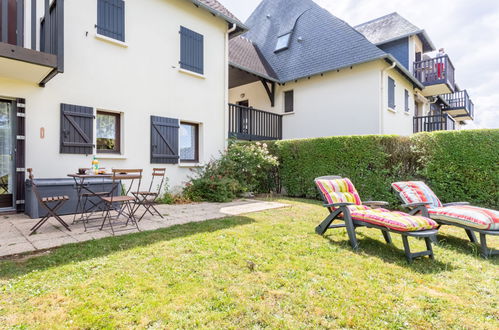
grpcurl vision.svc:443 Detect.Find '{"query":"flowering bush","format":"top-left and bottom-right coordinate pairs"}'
top-left (183, 141), bottom-right (279, 202)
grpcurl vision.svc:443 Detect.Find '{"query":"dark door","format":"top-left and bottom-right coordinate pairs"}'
top-left (0, 100), bottom-right (15, 210)
top-left (0, 0), bottom-right (19, 45)
top-left (237, 100), bottom-right (249, 134)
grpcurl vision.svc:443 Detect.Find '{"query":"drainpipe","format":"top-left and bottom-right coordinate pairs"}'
top-left (379, 62), bottom-right (396, 134)
top-left (224, 24), bottom-right (236, 148)
top-left (228, 23), bottom-right (237, 34)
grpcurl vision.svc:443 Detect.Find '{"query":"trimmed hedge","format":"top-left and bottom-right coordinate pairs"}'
top-left (268, 129), bottom-right (499, 209)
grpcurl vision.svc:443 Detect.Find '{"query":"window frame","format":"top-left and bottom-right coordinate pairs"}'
top-left (275, 32), bottom-right (292, 52)
top-left (179, 122), bottom-right (199, 163)
top-left (96, 110), bottom-right (121, 154)
top-left (284, 90), bottom-right (294, 113)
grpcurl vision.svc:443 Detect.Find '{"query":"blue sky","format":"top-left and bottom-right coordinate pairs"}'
top-left (220, 0), bottom-right (499, 129)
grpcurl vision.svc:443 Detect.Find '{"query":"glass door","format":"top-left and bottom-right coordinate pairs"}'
top-left (0, 100), bottom-right (14, 210)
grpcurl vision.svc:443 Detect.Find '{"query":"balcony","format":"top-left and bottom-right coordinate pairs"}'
top-left (413, 55), bottom-right (455, 96)
top-left (0, 0), bottom-right (64, 86)
top-left (441, 90), bottom-right (474, 121)
top-left (414, 114), bottom-right (455, 133)
top-left (228, 103), bottom-right (282, 141)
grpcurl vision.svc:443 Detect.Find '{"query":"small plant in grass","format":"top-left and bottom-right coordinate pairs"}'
top-left (183, 141), bottom-right (279, 202)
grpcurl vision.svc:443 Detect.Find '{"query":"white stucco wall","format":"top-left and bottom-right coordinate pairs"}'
top-left (0, 0), bottom-right (229, 191)
top-left (382, 65), bottom-right (416, 135)
top-left (230, 61), bottom-right (384, 139)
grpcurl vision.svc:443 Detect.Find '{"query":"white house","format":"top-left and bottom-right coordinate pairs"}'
top-left (0, 0), bottom-right (246, 213)
top-left (228, 0), bottom-right (474, 141)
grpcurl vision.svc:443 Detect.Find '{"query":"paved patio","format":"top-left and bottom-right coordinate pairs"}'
top-left (0, 199), bottom-right (288, 258)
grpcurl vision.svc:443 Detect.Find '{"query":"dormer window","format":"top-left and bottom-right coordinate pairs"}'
top-left (275, 33), bottom-right (292, 52)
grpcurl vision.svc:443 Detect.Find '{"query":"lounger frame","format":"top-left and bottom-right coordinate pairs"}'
top-left (402, 202), bottom-right (498, 258)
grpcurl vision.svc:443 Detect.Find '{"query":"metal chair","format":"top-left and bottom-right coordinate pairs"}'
top-left (73, 168), bottom-right (110, 225)
top-left (132, 168), bottom-right (166, 221)
top-left (100, 169), bottom-right (142, 235)
top-left (27, 168), bottom-right (70, 235)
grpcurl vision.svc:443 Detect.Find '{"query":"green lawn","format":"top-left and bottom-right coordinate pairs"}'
top-left (0, 198), bottom-right (497, 329)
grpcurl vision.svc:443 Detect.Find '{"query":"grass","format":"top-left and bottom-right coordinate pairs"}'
top-left (0, 198), bottom-right (497, 329)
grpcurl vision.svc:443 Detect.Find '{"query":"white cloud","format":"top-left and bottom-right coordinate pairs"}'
top-left (221, 0), bottom-right (499, 128)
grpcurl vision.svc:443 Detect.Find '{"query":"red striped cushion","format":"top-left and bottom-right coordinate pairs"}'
top-left (350, 207), bottom-right (438, 232)
top-left (429, 205), bottom-right (499, 230)
top-left (391, 181), bottom-right (443, 209)
top-left (315, 178), bottom-right (362, 206)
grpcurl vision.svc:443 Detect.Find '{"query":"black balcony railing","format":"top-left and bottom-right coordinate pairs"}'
top-left (441, 90), bottom-right (474, 120)
top-left (0, 0), bottom-right (64, 85)
top-left (228, 104), bottom-right (282, 141)
top-left (414, 114), bottom-right (456, 133)
top-left (413, 55), bottom-right (455, 91)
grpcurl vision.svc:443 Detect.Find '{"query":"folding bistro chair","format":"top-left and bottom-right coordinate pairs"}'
top-left (315, 176), bottom-right (439, 262)
top-left (392, 181), bottom-right (499, 258)
top-left (100, 169), bottom-right (142, 235)
top-left (132, 168), bottom-right (166, 221)
top-left (27, 169), bottom-right (71, 235)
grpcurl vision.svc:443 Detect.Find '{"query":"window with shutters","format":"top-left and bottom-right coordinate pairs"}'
top-left (97, 0), bottom-right (125, 42)
top-left (388, 77), bottom-right (396, 110)
top-left (180, 123), bottom-right (199, 162)
top-left (404, 90), bottom-right (410, 113)
top-left (60, 104), bottom-right (94, 155)
top-left (150, 116), bottom-right (180, 164)
top-left (96, 111), bottom-right (121, 154)
top-left (284, 90), bottom-right (294, 113)
top-left (180, 26), bottom-right (204, 75)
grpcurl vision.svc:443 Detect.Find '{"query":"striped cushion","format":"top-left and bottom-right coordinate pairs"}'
top-left (315, 178), bottom-right (362, 206)
top-left (429, 205), bottom-right (499, 230)
top-left (349, 207), bottom-right (438, 232)
top-left (391, 181), bottom-right (443, 209)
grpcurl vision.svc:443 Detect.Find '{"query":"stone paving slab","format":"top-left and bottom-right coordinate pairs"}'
top-left (0, 200), bottom-right (288, 258)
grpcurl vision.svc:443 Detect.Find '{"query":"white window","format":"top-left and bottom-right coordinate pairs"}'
top-left (275, 33), bottom-right (291, 52)
top-left (180, 123), bottom-right (199, 162)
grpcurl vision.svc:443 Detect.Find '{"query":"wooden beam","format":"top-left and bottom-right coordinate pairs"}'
top-left (0, 41), bottom-right (57, 67)
top-left (39, 67), bottom-right (58, 87)
top-left (260, 79), bottom-right (276, 107)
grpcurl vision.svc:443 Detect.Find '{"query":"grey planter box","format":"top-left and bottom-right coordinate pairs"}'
top-left (25, 178), bottom-right (120, 219)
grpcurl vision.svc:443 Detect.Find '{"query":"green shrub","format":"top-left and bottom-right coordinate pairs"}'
top-left (266, 129), bottom-right (498, 208)
top-left (182, 141), bottom-right (279, 202)
top-left (413, 130), bottom-right (499, 208)
top-left (183, 176), bottom-right (241, 203)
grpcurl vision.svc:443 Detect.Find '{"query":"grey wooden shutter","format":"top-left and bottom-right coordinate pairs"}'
top-left (284, 90), bottom-right (294, 113)
top-left (97, 0), bottom-right (125, 42)
top-left (151, 116), bottom-right (180, 164)
top-left (388, 77), bottom-right (396, 109)
top-left (60, 103), bottom-right (94, 155)
top-left (180, 26), bottom-right (204, 74)
top-left (404, 90), bottom-right (409, 112)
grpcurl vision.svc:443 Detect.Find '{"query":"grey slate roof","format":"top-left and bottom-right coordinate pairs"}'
top-left (355, 12), bottom-right (435, 52)
top-left (186, 0), bottom-right (246, 28)
top-left (229, 36), bottom-right (278, 81)
top-left (239, 0), bottom-right (387, 83)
